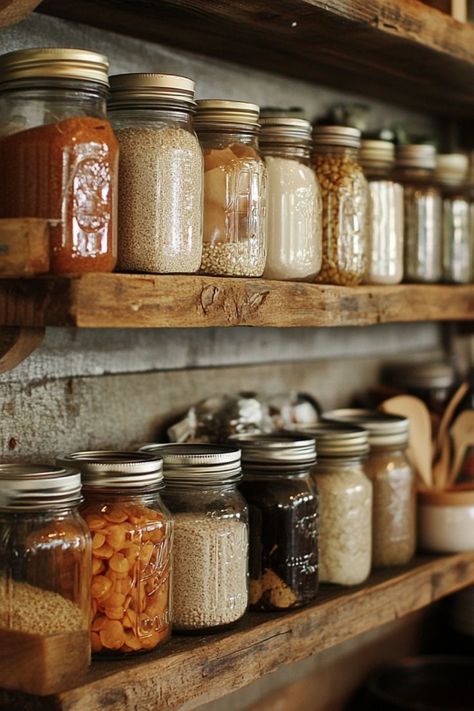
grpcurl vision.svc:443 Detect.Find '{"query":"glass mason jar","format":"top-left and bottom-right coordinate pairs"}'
top-left (395, 144), bottom-right (442, 283)
top-left (59, 451), bottom-right (172, 657)
top-left (194, 100), bottom-right (267, 277)
top-left (312, 125), bottom-right (368, 286)
top-left (108, 74), bottom-right (203, 274)
top-left (142, 443), bottom-right (248, 633)
top-left (233, 432), bottom-right (319, 611)
top-left (0, 465), bottom-right (91, 693)
top-left (382, 360), bottom-right (456, 416)
top-left (259, 117), bottom-right (322, 281)
top-left (359, 139), bottom-right (404, 285)
top-left (0, 48), bottom-right (118, 274)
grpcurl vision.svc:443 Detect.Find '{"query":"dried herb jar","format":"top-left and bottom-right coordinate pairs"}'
top-left (59, 451), bottom-right (172, 656)
top-left (232, 432), bottom-right (318, 611)
top-left (142, 443), bottom-right (248, 633)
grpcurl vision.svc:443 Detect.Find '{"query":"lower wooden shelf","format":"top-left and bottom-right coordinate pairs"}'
top-left (1, 553), bottom-right (473, 711)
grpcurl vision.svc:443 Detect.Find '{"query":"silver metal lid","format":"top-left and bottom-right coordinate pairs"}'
top-left (313, 125), bottom-right (361, 149)
top-left (359, 139), bottom-right (395, 167)
top-left (396, 144), bottom-right (436, 170)
top-left (0, 464), bottom-right (82, 510)
top-left (298, 423), bottom-right (369, 457)
top-left (323, 409), bottom-right (409, 448)
top-left (109, 73), bottom-right (195, 110)
top-left (58, 451), bottom-right (163, 490)
top-left (259, 117), bottom-right (312, 148)
top-left (435, 153), bottom-right (468, 186)
top-left (140, 443), bottom-right (241, 485)
top-left (230, 432), bottom-right (316, 469)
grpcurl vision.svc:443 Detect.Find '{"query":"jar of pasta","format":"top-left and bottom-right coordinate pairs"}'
top-left (312, 125), bottom-right (368, 285)
top-left (59, 451), bottom-right (172, 656)
top-left (0, 48), bottom-right (118, 274)
top-left (194, 100), bottom-right (267, 276)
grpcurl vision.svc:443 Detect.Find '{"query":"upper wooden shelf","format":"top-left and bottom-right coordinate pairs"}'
top-left (38, 0), bottom-right (474, 118)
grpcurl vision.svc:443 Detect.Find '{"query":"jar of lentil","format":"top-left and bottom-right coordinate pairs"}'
top-left (194, 100), bottom-right (267, 276)
top-left (359, 139), bottom-right (404, 285)
top-left (395, 144), bottom-right (442, 283)
top-left (108, 73), bottom-right (203, 274)
top-left (312, 125), bottom-right (368, 285)
top-left (259, 117), bottom-right (322, 281)
top-left (0, 48), bottom-right (118, 274)
top-left (232, 432), bottom-right (318, 611)
top-left (323, 410), bottom-right (416, 569)
top-left (141, 443), bottom-right (248, 633)
top-left (59, 451), bottom-right (172, 656)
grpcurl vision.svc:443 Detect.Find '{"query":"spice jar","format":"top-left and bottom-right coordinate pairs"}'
top-left (323, 410), bottom-right (416, 568)
top-left (233, 432), bottom-right (318, 610)
top-left (395, 144), bottom-right (442, 283)
top-left (259, 117), bottom-right (322, 281)
top-left (59, 451), bottom-right (172, 656)
top-left (141, 443), bottom-right (248, 633)
top-left (312, 125), bottom-right (368, 285)
top-left (359, 139), bottom-right (404, 285)
top-left (109, 74), bottom-right (203, 274)
top-left (194, 100), bottom-right (267, 276)
top-left (0, 48), bottom-right (118, 274)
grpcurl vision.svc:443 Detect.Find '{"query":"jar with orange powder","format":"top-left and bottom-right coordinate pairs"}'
top-left (0, 48), bottom-right (118, 274)
top-left (60, 451), bottom-right (172, 656)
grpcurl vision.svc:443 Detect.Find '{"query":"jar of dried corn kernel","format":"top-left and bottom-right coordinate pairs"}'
top-left (59, 451), bottom-right (172, 657)
top-left (312, 126), bottom-right (368, 285)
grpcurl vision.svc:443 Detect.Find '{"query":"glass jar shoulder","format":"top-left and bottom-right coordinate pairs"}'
top-left (240, 472), bottom-right (317, 506)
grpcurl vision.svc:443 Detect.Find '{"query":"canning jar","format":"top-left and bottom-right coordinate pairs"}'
top-left (312, 125), bottom-right (368, 286)
top-left (0, 48), bottom-right (117, 274)
top-left (259, 117), bottom-right (322, 281)
top-left (109, 74), bottom-right (203, 274)
top-left (395, 144), bottom-right (442, 283)
top-left (59, 451), bottom-right (172, 656)
top-left (233, 432), bottom-right (318, 610)
top-left (323, 410), bottom-right (416, 568)
top-left (142, 443), bottom-right (248, 633)
top-left (0, 465), bottom-right (91, 694)
top-left (359, 139), bottom-right (404, 284)
top-left (194, 100), bottom-right (267, 276)
top-left (382, 360), bottom-right (456, 416)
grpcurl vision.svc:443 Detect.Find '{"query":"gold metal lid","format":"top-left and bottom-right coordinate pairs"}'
top-left (396, 144), bottom-right (436, 170)
top-left (0, 47), bottom-right (109, 87)
top-left (435, 153), bottom-right (468, 186)
top-left (194, 99), bottom-right (260, 127)
top-left (323, 409), bottom-right (409, 448)
top-left (259, 117), bottom-right (312, 147)
top-left (299, 422), bottom-right (369, 458)
top-left (313, 125), bottom-right (361, 149)
top-left (109, 72), bottom-right (195, 109)
top-left (359, 139), bottom-right (395, 167)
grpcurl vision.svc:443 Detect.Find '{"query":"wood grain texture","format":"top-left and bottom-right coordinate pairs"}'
top-left (0, 554), bottom-right (472, 711)
top-left (0, 218), bottom-right (49, 277)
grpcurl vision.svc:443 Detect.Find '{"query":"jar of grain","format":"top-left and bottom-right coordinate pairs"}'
top-left (259, 117), bottom-right (322, 281)
top-left (233, 432), bottom-right (319, 611)
top-left (59, 451), bottom-right (172, 656)
top-left (141, 443), bottom-right (248, 632)
top-left (395, 144), bottom-right (442, 283)
top-left (108, 73), bottom-right (203, 274)
top-left (0, 48), bottom-right (118, 274)
top-left (312, 125), bottom-right (368, 285)
top-left (323, 410), bottom-right (416, 569)
top-left (359, 139), bottom-right (404, 285)
top-left (194, 100), bottom-right (267, 276)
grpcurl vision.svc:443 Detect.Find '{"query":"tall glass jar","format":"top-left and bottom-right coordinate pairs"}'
top-left (395, 144), bottom-right (442, 283)
top-left (259, 117), bottom-right (322, 281)
top-left (109, 74), bottom-right (203, 274)
top-left (0, 48), bottom-right (118, 274)
top-left (233, 432), bottom-right (318, 611)
top-left (312, 125), bottom-right (368, 286)
top-left (59, 451), bottom-right (172, 657)
top-left (359, 139), bottom-right (404, 284)
top-left (194, 100), bottom-right (267, 277)
top-left (0, 465), bottom-right (91, 694)
top-left (142, 443), bottom-right (248, 633)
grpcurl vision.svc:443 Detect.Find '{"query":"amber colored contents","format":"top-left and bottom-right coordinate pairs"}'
top-left (0, 116), bottom-right (118, 274)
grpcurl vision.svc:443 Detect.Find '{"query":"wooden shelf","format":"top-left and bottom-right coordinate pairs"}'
top-left (1, 553), bottom-right (473, 711)
top-left (39, 0), bottom-right (474, 118)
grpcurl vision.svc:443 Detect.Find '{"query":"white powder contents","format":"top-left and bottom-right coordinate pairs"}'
top-left (366, 179), bottom-right (404, 284)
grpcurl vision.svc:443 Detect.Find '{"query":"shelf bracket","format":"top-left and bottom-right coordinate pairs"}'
top-left (0, 326), bottom-right (44, 374)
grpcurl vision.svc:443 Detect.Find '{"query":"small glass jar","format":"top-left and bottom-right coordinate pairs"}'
top-left (312, 125), bottom-right (368, 286)
top-left (395, 144), bottom-right (442, 283)
top-left (109, 74), bottom-right (203, 274)
top-left (194, 100), bottom-right (267, 277)
top-left (359, 139), bottom-right (404, 285)
top-left (0, 48), bottom-right (118, 274)
top-left (142, 443), bottom-right (248, 633)
top-left (259, 117), bottom-right (322, 281)
top-left (382, 360), bottom-right (456, 416)
top-left (233, 432), bottom-right (318, 611)
top-left (60, 451), bottom-right (172, 657)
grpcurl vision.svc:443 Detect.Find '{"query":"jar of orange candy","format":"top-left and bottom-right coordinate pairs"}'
top-left (59, 451), bottom-right (172, 656)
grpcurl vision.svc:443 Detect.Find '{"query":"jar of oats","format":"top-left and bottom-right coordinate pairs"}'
top-left (194, 100), bottom-right (267, 276)
top-left (108, 73), bottom-right (203, 273)
top-left (312, 125), bottom-right (368, 285)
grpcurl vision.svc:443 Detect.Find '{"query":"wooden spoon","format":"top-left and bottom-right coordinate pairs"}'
top-left (448, 410), bottom-right (474, 487)
top-left (435, 381), bottom-right (469, 461)
top-left (432, 433), bottom-right (451, 491)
